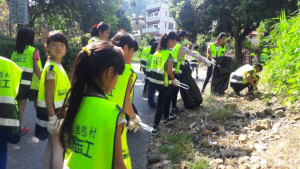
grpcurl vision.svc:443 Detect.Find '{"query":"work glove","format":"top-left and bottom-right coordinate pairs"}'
top-left (211, 58), bottom-right (217, 65)
top-left (128, 115), bottom-right (142, 132)
top-left (47, 115), bottom-right (63, 135)
top-left (204, 59), bottom-right (213, 67)
top-left (171, 79), bottom-right (180, 86)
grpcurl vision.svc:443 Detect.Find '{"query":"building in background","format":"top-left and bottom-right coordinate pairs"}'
top-left (131, 14), bottom-right (146, 37)
top-left (142, 0), bottom-right (176, 37)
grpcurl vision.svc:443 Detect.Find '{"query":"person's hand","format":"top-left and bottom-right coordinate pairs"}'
top-left (47, 115), bottom-right (63, 135)
top-left (128, 115), bottom-right (142, 132)
top-left (171, 79), bottom-right (180, 86)
top-left (211, 58), bottom-right (217, 65)
top-left (204, 59), bottom-right (213, 67)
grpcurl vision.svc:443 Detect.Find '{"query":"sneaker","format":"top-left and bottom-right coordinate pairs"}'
top-left (142, 92), bottom-right (148, 97)
top-left (151, 127), bottom-right (160, 135)
top-left (171, 107), bottom-right (183, 114)
top-left (164, 116), bottom-right (177, 126)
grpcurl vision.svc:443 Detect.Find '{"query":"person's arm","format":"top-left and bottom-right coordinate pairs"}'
top-left (167, 60), bottom-right (175, 80)
top-left (114, 122), bottom-right (127, 169)
top-left (246, 74), bottom-right (257, 90)
top-left (181, 46), bottom-right (208, 63)
top-left (33, 50), bottom-right (41, 79)
top-left (207, 47), bottom-right (212, 60)
top-left (45, 70), bottom-right (56, 116)
top-left (123, 75), bottom-right (136, 119)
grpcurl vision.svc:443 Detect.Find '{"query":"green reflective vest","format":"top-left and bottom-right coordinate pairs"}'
top-left (30, 59), bottom-right (42, 90)
top-left (145, 53), bottom-right (154, 72)
top-left (88, 36), bottom-right (100, 45)
top-left (35, 61), bottom-right (70, 140)
top-left (11, 45), bottom-right (35, 86)
top-left (106, 63), bottom-right (135, 169)
top-left (64, 96), bottom-right (123, 169)
top-left (190, 51), bottom-right (200, 66)
top-left (140, 46), bottom-right (151, 69)
top-left (0, 56), bottom-right (22, 141)
top-left (149, 50), bottom-right (171, 87)
top-left (172, 43), bottom-right (185, 74)
top-left (231, 64), bottom-right (257, 84)
top-left (210, 43), bottom-right (226, 58)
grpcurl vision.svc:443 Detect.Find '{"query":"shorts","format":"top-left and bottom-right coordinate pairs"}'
top-left (16, 84), bottom-right (38, 101)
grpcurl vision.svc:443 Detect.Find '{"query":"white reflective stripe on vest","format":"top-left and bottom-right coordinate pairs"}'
top-left (0, 118), bottom-right (19, 127)
top-left (20, 67), bottom-right (34, 73)
top-left (148, 77), bottom-right (165, 85)
top-left (38, 100), bottom-right (64, 109)
top-left (36, 118), bottom-right (48, 127)
top-left (21, 80), bottom-right (31, 85)
top-left (0, 96), bottom-right (15, 105)
top-left (230, 79), bottom-right (244, 84)
top-left (141, 58), bottom-right (147, 61)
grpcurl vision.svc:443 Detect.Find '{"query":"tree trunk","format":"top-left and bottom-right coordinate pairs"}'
top-left (233, 36), bottom-right (244, 66)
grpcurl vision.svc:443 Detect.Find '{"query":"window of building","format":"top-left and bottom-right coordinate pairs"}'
top-left (153, 24), bottom-right (159, 28)
top-left (153, 11), bottom-right (159, 17)
top-left (165, 22), bottom-right (167, 29)
top-left (169, 23), bottom-right (173, 30)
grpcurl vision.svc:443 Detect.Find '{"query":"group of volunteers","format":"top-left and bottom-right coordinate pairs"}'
top-left (140, 31), bottom-right (263, 134)
top-left (0, 19), bottom-right (264, 169)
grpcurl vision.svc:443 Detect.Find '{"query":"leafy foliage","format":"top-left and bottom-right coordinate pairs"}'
top-left (122, 0), bottom-right (147, 16)
top-left (169, 0), bottom-right (298, 65)
top-left (263, 11), bottom-right (300, 102)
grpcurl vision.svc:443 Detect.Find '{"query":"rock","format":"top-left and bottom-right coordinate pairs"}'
top-left (240, 145), bottom-right (254, 153)
top-left (294, 116), bottom-right (300, 121)
top-left (274, 110), bottom-right (285, 116)
top-left (186, 129), bottom-right (197, 135)
top-left (222, 149), bottom-right (234, 157)
top-left (225, 166), bottom-right (235, 169)
top-left (234, 151), bottom-right (247, 157)
top-left (238, 134), bottom-right (248, 142)
top-left (162, 160), bottom-right (171, 169)
top-left (229, 135), bottom-right (239, 140)
top-left (264, 108), bottom-right (274, 115)
top-left (213, 144), bottom-right (221, 151)
top-left (254, 119), bottom-right (272, 131)
top-left (148, 154), bottom-right (161, 164)
top-left (210, 124), bottom-right (219, 132)
top-left (189, 123), bottom-right (196, 129)
top-left (256, 111), bottom-right (267, 117)
top-left (238, 165), bottom-right (250, 169)
top-left (245, 112), bottom-right (251, 118)
top-left (223, 103), bottom-right (237, 109)
top-left (231, 127), bottom-right (240, 132)
top-left (274, 106), bottom-right (286, 112)
top-left (201, 138), bottom-right (210, 148)
top-left (231, 121), bottom-right (243, 127)
top-left (214, 158), bottom-right (223, 164)
top-left (254, 144), bottom-right (267, 152)
top-left (214, 152), bottom-right (221, 158)
top-left (232, 113), bottom-right (245, 119)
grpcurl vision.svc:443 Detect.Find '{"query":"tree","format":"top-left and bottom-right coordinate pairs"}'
top-left (117, 13), bottom-right (132, 33)
top-left (169, 0), bottom-right (298, 65)
top-left (122, 0), bottom-right (147, 17)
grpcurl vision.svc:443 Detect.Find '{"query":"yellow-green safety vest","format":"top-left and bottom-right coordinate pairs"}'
top-left (106, 63), bottom-right (135, 169)
top-left (145, 53), bottom-right (154, 72)
top-left (231, 64), bottom-right (257, 84)
top-left (0, 56), bottom-right (22, 143)
top-left (172, 43), bottom-right (185, 74)
top-left (30, 58), bottom-right (42, 90)
top-left (11, 45), bottom-right (35, 86)
top-left (148, 50), bottom-right (171, 87)
top-left (190, 51), bottom-right (200, 66)
top-left (35, 60), bottom-right (70, 140)
top-left (64, 96), bottom-right (124, 169)
top-left (88, 36), bottom-right (100, 45)
top-left (210, 43), bottom-right (226, 58)
top-left (140, 46), bottom-right (151, 69)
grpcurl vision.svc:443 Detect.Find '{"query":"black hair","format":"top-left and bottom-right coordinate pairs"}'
top-left (15, 27), bottom-right (35, 54)
top-left (217, 32), bottom-right (227, 40)
top-left (150, 41), bottom-right (159, 54)
top-left (59, 41), bottom-right (125, 151)
top-left (149, 38), bottom-right (156, 46)
top-left (90, 22), bottom-right (110, 37)
top-left (177, 30), bottom-right (189, 41)
top-left (254, 64), bottom-right (263, 71)
top-left (111, 32), bottom-right (139, 51)
top-left (46, 31), bottom-right (69, 50)
top-left (193, 45), bottom-right (199, 50)
top-left (158, 31), bottom-right (177, 50)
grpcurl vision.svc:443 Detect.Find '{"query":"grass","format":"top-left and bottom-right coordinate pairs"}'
top-left (188, 158), bottom-right (210, 169)
top-left (210, 108), bottom-right (233, 121)
top-left (159, 133), bottom-right (194, 164)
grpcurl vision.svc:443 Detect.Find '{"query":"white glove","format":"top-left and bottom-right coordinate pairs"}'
top-left (171, 79), bottom-right (180, 86)
top-left (128, 115), bottom-right (142, 132)
top-left (211, 58), bottom-right (217, 65)
top-left (204, 59), bottom-right (213, 67)
top-left (47, 115), bottom-right (63, 135)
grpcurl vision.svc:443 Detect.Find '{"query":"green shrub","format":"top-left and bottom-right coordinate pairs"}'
top-left (263, 11), bottom-right (300, 102)
top-left (0, 40), bottom-right (81, 73)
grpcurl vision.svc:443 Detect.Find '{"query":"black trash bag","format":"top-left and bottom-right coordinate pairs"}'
top-left (179, 61), bottom-right (203, 109)
top-left (211, 56), bottom-right (237, 95)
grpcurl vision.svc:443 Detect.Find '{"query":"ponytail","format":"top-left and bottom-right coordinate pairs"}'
top-left (158, 31), bottom-right (177, 50)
